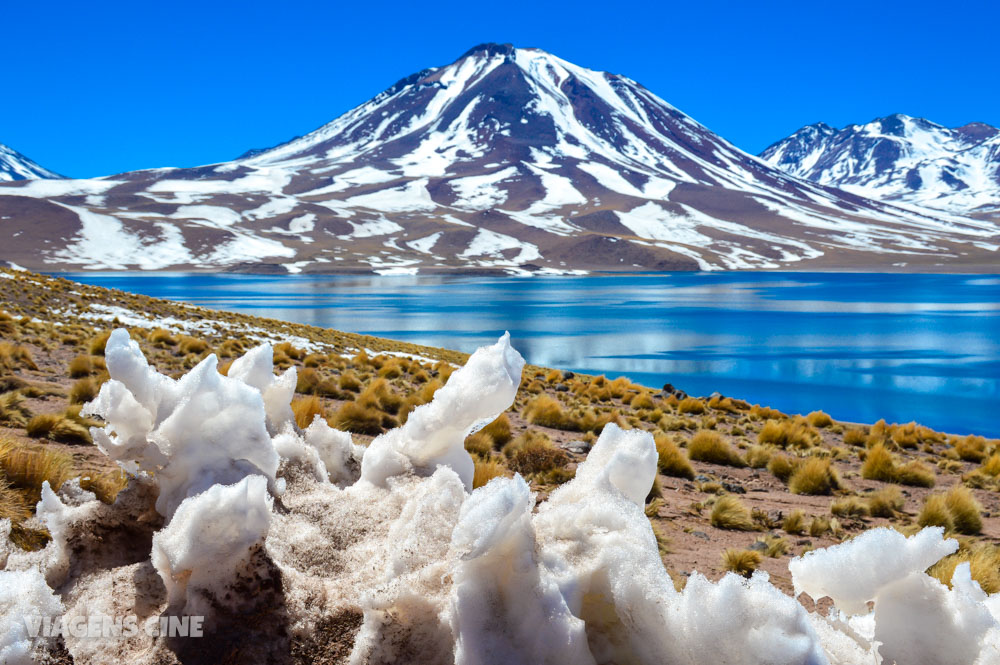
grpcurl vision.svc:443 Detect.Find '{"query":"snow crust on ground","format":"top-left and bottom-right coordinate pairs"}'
top-left (3, 330), bottom-right (1000, 663)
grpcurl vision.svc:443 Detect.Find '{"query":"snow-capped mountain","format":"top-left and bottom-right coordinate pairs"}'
top-left (0, 142), bottom-right (61, 181)
top-left (760, 114), bottom-right (1000, 218)
top-left (0, 45), bottom-right (997, 273)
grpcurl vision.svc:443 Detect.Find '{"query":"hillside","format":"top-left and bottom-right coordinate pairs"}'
top-left (1, 46), bottom-right (998, 274)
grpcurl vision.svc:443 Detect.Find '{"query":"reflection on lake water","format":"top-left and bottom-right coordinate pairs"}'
top-left (60, 272), bottom-right (1000, 437)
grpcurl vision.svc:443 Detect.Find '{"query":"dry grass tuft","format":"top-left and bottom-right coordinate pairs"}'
top-left (503, 431), bottom-right (567, 475)
top-left (68, 354), bottom-right (105, 378)
top-left (710, 495), bottom-right (756, 531)
top-left (788, 457), bottom-right (841, 495)
top-left (944, 486), bottom-right (983, 535)
top-left (0, 391), bottom-right (32, 427)
top-left (69, 377), bottom-right (99, 404)
top-left (0, 439), bottom-right (75, 503)
top-left (654, 434), bottom-right (694, 479)
top-left (88, 331), bottom-right (112, 355)
top-left (688, 430), bottom-right (746, 468)
top-left (956, 435), bottom-right (988, 463)
top-left (524, 394), bottom-right (570, 429)
top-left (917, 494), bottom-right (954, 531)
top-left (479, 413), bottom-right (512, 448)
top-left (843, 428), bottom-right (867, 447)
top-left (831, 496), bottom-right (869, 518)
top-left (782, 509), bottom-right (806, 535)
top-left (928, 543), bottom-right (1000, 594)
top-left (0, 343), bottom-right (38, 371)
top-left (744, 445), bottom-right (772, 469)
top-left (861, 443), bottom-right (935, 487)
top-left (329, 401), bottom-right (387, 435)
top-left (677, 397), bottom-right (706, 415)
top-left (758, 418), bottom-right (818, 449)
top-left (806, 411), bottom-right (833, 428)
top-left (503, 430), bottom-right (568, 475)
top-left (721, 548), bottom-right (762, 577)
top-left (291, 396), bottom-right (326, 429)
top-left (25, 412), bottom-right (92, 445)
top-left (868, 486), bottom-right (904, 518)
top-left (472, 459), bottom-right (510, 489)
top-left (768, 453), bottom-right (798, 483)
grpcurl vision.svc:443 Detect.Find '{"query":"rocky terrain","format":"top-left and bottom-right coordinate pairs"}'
top-left (1, 46), bottom-right (998, 274)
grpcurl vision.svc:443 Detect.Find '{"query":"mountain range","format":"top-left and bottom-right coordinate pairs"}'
top-left (0, 44), bottom-right (997, 273)
top-left (760, 114), bottom-right (1000, 219)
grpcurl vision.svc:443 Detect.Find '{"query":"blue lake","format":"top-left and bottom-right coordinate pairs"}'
top-left (59, 272), bottom-right (1000, 438)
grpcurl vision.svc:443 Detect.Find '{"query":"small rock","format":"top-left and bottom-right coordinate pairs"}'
top-left (722, 482), bottom-right (746, 494)
top-left (662, 383), bottom-right (675, 393)
top-left (749, 540), bottom-right (768, 553)
top-left (796, 539), bottom-right (812, 547)
top-left (695, 474), bottom-right (712, 483)
top-left (555, 383), bottom-right (569, 392)
top-left (561, 370), bottom-right (575, 380)
top-left (709, 392), bottom-right (723, 400)
top-left (692, 531), bottom-right (710, 541)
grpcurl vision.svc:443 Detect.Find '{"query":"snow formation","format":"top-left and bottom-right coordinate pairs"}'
top-left (1, 329), bottom-right (999, 664)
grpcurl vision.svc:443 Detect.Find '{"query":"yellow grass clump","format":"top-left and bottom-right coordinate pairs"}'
top-left (524, 394), bottom-right (570, 429)
top-left (472, 459), bottom-right (510, 489)
top-left (0, 392), bottom-right (32, 427)
top-left (843, 428), bottom-right (867, 447)
top-left (861, 443), bottom-right (935, 487)
top-left (710, 495), bottom-right (756, 531)
top-left (767, 453), bottom-right (799, 483)
top-left (479, 413), bottom-right (512, 448)
top-left (88, 331), bottom-right (112, 355)
top-left (291, 396), bottom-right (326, 429)
top-left (329, 401), bottom-right (387, 435)
top-left (676, 397), bottom-right (704, 415)
top-left (917, 494), bottom-right (954, 531)
top-left (69, 377), bottom-right (98, 404)
top-left (944, 486), bottom-right (983, 535)
top-left (868, 485), bottom-right (904, 518)
top-left (758, 418), bottom-right (818, 449)
top-left (654, 434), bottom-right (694, 479)
top-left (687, 430), bottom-right (746, 468)
top-left (956, 435), bottom-right (988, 463)
top-left (721, 548), bottom-right (762, 577)
top-left (68, 354), bottom-right (106, 378)
top-left (0, 343), bottom-right (38, 371)
top-left (788, 457), bottom-right (841, 495)
top-left (831, 496), bottom-right (869, 518)
top-left (503, 431), bottom-right (568, 475)
top-left (782, 509), bottom-right (806, 535)
top-left (806, 411), bottom-right (833, 428)
top-left (25, 412), bottom-right (92, 445)
top-left (928, 543), bottom-right (1000, 594)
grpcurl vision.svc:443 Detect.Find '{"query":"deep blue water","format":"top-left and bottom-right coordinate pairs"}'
top-left (59, 272), bottom-right (1000, 438)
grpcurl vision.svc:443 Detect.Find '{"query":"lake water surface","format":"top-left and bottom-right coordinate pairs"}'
top-left (61, 272), bottom-right (1000, 438)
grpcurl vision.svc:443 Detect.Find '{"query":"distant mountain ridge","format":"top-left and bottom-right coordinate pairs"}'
top-left (0, 46), bottom-right (997, 273)
top-left (760, 114), bottom-right (1000, 218)
top-left (0, 142), bottom-right (61, 181)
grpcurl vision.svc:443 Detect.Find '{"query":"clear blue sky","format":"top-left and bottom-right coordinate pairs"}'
top-left (5, 0), bottom-right (997, 178)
